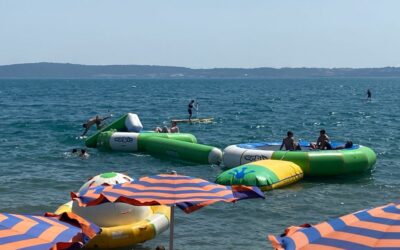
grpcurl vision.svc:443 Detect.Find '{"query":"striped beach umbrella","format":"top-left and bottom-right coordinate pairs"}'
top-left (269, 202), bottom-right (400, 249)
top-left (0, 212), bottom-right (100, 250)
top-left (72, 173), bottom-right (264, 250)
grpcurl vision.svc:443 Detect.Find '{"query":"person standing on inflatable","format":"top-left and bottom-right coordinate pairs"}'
top-left (367, 89), bottom-right (372, 100)
top-left (188, 100), bottom-right (197, 122)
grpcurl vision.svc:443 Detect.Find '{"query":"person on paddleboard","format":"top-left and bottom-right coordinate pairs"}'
top-left (81, 115), bottom-right (111, 136)
top-left (188, 100), bottom-right (197, 122)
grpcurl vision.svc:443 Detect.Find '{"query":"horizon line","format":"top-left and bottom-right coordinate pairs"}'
top-left (1, 62), bottom-right (400, 70)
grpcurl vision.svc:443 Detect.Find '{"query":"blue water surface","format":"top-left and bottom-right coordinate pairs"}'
top-left (0, 78), bottom-right (399, 249)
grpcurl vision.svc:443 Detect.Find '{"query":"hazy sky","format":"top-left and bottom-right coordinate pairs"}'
top-left (1, 0), bottom-right (399, 68)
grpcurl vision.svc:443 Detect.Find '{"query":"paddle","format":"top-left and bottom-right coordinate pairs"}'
top-left (195, 98), bottom-right (199, 118)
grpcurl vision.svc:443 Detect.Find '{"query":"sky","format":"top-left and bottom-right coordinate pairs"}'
top-left (0, 0), bottom-right (399, 68)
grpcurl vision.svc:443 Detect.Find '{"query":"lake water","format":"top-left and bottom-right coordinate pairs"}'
top-left (0, 78), bottom-right (399, 249)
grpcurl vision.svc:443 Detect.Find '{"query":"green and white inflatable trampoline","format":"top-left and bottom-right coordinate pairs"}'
top-left (223, 141), bottom-right (376, 176)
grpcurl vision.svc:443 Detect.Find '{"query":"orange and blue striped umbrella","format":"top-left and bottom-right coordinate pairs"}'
top-left (72, 173), bottom-right (265, 213)
top-left (72, 173), bottom-right (264, 250)
top-left (269, 202), bottom-right (400, 249)
top-left (0, 212), bottom-right (100, 250)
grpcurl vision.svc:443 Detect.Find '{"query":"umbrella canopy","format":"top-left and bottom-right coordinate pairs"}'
top-left (71, 173), bottom-right (265, 213)
top-left (0, 212), bottom-right (100, 250)
top-left (269, 202), bottom-right (400, 249)
top-left (72, 173), bottom-right (264, 250)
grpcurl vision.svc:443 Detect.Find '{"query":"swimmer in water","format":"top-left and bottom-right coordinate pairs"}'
top-left (71, 148), bottom-right (89, 158)
top-left (79, 149), bottom-right (89, 158)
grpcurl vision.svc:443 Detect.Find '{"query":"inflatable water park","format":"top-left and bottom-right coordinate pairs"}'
top-left (66, 112), bottom-right (378, 248)
top-left (0, 112), bottom-right (375, 249)
top-left (85, 113), bottom-right (223, 165)
top-left (84, 113), bottom-right (376, 176)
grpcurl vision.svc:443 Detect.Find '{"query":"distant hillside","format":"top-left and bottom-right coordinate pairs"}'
top-left (1, 62), bottom-right (400, 78)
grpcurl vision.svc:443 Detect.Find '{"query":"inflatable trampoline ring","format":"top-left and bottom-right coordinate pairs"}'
top-left (55, 172), bottom-right (170, 249)
top-left (223, 141), bottom-right (376, 176)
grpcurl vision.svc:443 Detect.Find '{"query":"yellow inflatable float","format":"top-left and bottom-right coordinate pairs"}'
top-left (216, 160), bottom-right (303, 191)
top-left (55, 172), bottom-right (170, 249)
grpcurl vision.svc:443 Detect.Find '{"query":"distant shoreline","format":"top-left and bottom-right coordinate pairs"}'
top-left (1, 77), bottom-right (400, 80)
top-left (2, 62), bottom-right (400, 79)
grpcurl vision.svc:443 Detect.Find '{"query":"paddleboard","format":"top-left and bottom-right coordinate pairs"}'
top-left (171, 117), bottom-right (214, 124)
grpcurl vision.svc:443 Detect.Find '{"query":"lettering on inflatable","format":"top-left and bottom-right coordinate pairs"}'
top-left (243, 155), bottom-right (269, 162)
top-left (111, 230), bottom-right (128, 239)
top-left (113, 137), bottom-right (134, 143)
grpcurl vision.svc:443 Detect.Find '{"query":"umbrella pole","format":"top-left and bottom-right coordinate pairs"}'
top-left (169, 205), bottom-right (175, 250)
